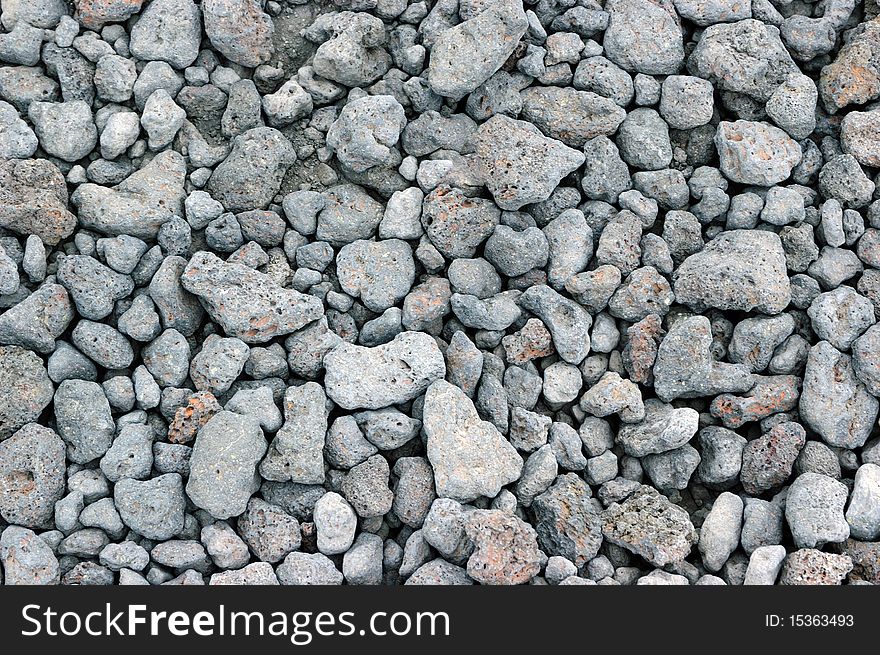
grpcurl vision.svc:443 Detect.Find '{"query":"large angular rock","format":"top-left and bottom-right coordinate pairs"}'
top-left (129, 0), bottom-right (202, 70)
top-left (421, 185), bottom-right (500, 258)
top-left (0, 158), bottom-right (76, 245)
top-left (324, 331), bottom-right (446, 410)
top-left (326, 95), bottom-right (406, 173)
top-left (0, 423), bottom-right (65, 528)
top-left (181, 251), bottom-right (324, 344)
top-left (603, 0), bottom-right (684, 75)
top-left (473, 115), bottom-right (586, 211)
top-left (653, 316), bottom-right (755, 402)
top-left (601, 485), bottom-right (697, 566)
top-left (423, 380), bottom-right (523, 503)
top-left (57, 254), bottom-right (134, 321)
top-left (72, 150), bottom-right (186, 239)
top-left (0, 284), bottom-right (73, 353)
top-left (688, 18), bottom-right (798, 101)
top-left (0, 525), bottom-right (60, 585)
top-left (673, 230), bottom-right (791, 314)
top-left (785, 472), bottom-right (850, 549)
top-left (261, 383), bottom-right (328, 485)
top-left (819, 18), bottom-right (880, 112)
top-left (115, 473), bottom-right (186, 540)
top-left (464, 509), bottom-right (541, 585)
top-left (428, 0), bottom-right (528, 100)
top-left (187, 411), bottom-right (268, 519)
top-left (532, 474), bottom-right (603, 566)
top-left (714, 121), bottom-right (802, 186)
top-left (520, 87), bottom-right (626, 148)
top-left (206, 127), bottom-right (295, 212)
top-left (309, 12), bottom-right (391, 88)
top-left (202, 0), bottom-right (274, 68)
top-left (799, 341), bottom-right (878, 449)
top-left (336, 239), bottom-right (416, 313)
top-left (0, 346), bottom-right (54, 440)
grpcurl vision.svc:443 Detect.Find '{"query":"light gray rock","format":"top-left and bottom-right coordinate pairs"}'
top-left (181, 250), bottom-right (324, 344)
top-left (698, 492), bottom-right (743, 572)
top-left (785, 472), bottom-right (850, 548)
top-left (473, 115), bottom-right (586, 211)
top-left (846, 464), bottom-right (880, 541)
top-left (324, 331), bottom-right (445, 410)
top-left (799, 341), bottom-right (878, 449)
top-left (673, 230), bottom-right (791, 314)
top-left (114, 473), bottom-right (186, 540)
top-left (186, 411), bottom-right (267, 519)
top-left (261, 383), bottom-right (327, 484)
top-left (428, 0), bottom-right (528, 100)
top-left (715, 121), bottom-right (802, 186)
top-left (424, 380), bottom-right (523, 502)
top-left (314, 491), bottom-right (357, 556)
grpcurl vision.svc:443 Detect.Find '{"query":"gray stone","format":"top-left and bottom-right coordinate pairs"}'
top-left (799, 341), bottom-right (878, 449)
top-left (54, 380), bottom-right (114, 465)
top-left (846, 464), bottom-right (880, 541)
top-left (464, 509), bottom-right (541, 585)
top-left (186, 411), bottom-right (267, 519)
top-left (73, 151), bottom-right (187, 239)
top-left (673, 230), bottom-right (791, 314)
top-left (473, 115), bottom-right (585, 211)
top-left (114, 473), bottom-right (186, 540)
top-left (714, 120), bottom-right (801, 186)
top-left (237, 497), bottom-right (301, 563)
top-left (653, 316), bottom-right (755, 402)
top-left (276, 552), bottom-right (343, 585)
top-left (603, 0), bottom-right (684, 74)
top-left (520, 87), bottom-right (625, 148)
top-left (0, 525), bottom-right (59, 585)
top-left (129, 0), bottom-right (202, 69)
top-left (181, 251), bottom-right (323, 344)
top-left (687, 19), bottom-right (797, 102)
top-left (601, 485), bottom-right (697, 566)
top-left (0, 423), bottom-right (65, 529)
top-left (327, 95), bottom-right (406, 173)
top-left (0, 283), bottom-right (73, 354)
top-left (206, 128), bottom-right (295, 213)
top-left (519, 284), bottom-right (592, 365)
top-left (313, 491), bottom-right (357, 556)
top-left (428, 0), bottom-right (528, 100)
top-left (337, 239), bottom-right (416, 312)
top-left (699, 492), bottom-right (743, 572)
top-left (533, 474), bottom-right (603, 566)
top-left (424, 380), bottom-right (523, 503)
top-left (324, 331), bottom-right (445, 410)
top-left (28, 100), bottom-right (96, 162)
top-left (785, 472), bottom-right (850, 548)
top-left (202, 0), bottom-right (274, 68)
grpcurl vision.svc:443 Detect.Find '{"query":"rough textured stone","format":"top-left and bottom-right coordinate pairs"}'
top-left (423, 380), bottom-right (523, 503)
top-left (324, 332), bottom-right (445, 410)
